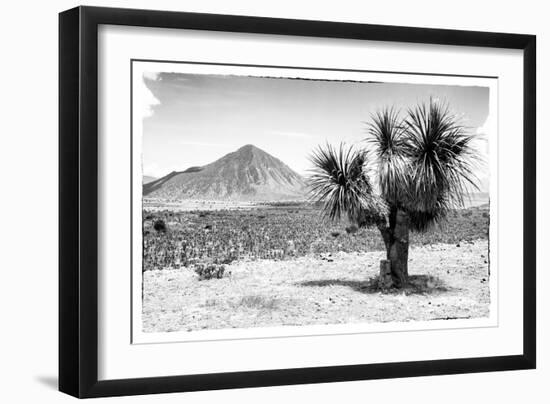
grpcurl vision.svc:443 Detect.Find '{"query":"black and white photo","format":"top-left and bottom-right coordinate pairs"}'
top-left (133, 62), bottom-right (495, 340)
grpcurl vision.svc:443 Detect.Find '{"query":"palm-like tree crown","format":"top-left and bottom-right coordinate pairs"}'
top-left (309, 99), bottom-right (480, 231)
top-left (402, 100), bottom-right (480, 229)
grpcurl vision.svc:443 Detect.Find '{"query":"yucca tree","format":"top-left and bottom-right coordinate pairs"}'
top-left (309, 99), bottom-right (479, 288)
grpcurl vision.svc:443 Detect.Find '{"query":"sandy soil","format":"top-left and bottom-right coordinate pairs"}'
top-left (142, 239), bottom-right (490, 333)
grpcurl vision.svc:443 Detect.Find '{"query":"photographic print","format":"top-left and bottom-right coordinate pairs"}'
top-left (60, 8), bottom-right (535, 396)
top-left (132, 61), bottom-right (496, 341)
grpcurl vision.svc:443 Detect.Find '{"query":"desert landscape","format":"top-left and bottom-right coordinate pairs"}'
top-left (138, 71), bottom-right (492, 336)
top-left (143, 216), bottom-right (489, 333)
top-left (141, 144), bottom-right (490, 333)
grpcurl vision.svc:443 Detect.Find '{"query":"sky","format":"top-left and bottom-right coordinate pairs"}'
top-left (141, 72), bottom-right (491, 192)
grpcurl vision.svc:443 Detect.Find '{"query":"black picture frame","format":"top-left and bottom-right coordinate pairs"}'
top-left (59, 5), bottom-right (536, 398)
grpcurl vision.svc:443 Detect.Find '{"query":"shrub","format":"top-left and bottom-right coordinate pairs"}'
top-left (142, 205), bottom-right (488, 272)
top-left (194, 263), bottom-right (226, 280)
top-left (153, 219), bottom-right (167, 233)
top-left (235, 295), bottom-right (278, 310)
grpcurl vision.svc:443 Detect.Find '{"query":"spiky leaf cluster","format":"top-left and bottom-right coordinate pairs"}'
top-left (401, 100), bottom-right (480, 229)
top-left (309, 143), bottom-right (387, 226)
top-left (366, 108), bottom-right (410, 205)
top-left (309, 99), bottom-right (480, 232)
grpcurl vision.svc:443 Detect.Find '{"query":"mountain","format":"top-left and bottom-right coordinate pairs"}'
top-left (143, 145), bottom-right (307, 201)
top-left (462, 192), bottom-right (490, 208)
top-left (143, 175), bottom-right (157, 184)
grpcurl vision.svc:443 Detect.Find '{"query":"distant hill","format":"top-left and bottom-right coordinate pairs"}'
top-left (143, 144), bottom-right (307, 201)
top-left (143, 175), bottom-right (157, 184)
top-left (462, 192), bottom-right (490, 208)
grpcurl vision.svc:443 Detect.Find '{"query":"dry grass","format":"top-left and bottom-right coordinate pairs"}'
top-left (234, 295), bottom-right (280, 310)
top-left (142, 239), bottom-right (490, 333)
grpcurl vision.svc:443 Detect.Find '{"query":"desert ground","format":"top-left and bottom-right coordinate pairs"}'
top-left (142, 233), bottom-right (490, 333)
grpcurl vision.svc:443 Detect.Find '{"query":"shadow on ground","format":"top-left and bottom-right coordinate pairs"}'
top-left (298, 274), bottom-right (452, 295)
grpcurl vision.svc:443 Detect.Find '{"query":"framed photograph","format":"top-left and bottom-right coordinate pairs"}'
top-left (59, 6), bottom-right (536, 398)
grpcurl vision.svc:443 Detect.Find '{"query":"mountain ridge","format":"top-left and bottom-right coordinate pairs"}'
top-left (143, 144), bottom-right (307, 201)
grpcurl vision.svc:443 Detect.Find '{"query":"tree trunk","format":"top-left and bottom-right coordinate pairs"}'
top-left (388, 209), bottom-right (410, 287)
top-left (377, 208), bottom-right (410, 288)
top-left (378, 259), bottom-right (393, 289)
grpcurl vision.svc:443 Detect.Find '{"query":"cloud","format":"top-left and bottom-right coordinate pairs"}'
top-left (140, 72), bottom-right (161, 118)
top-left (143, 71), bottom-right (160, 81)
top-left (270, 130), bottom-right (314, 139)
top-left (476, 113), bottom-right (495, 138)
top-left (466, 113), bottom-right (494, 194)
top-left (474, 113), bottom-right (495, 156)
top-left (179, 141), bottom-right (228, 147)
